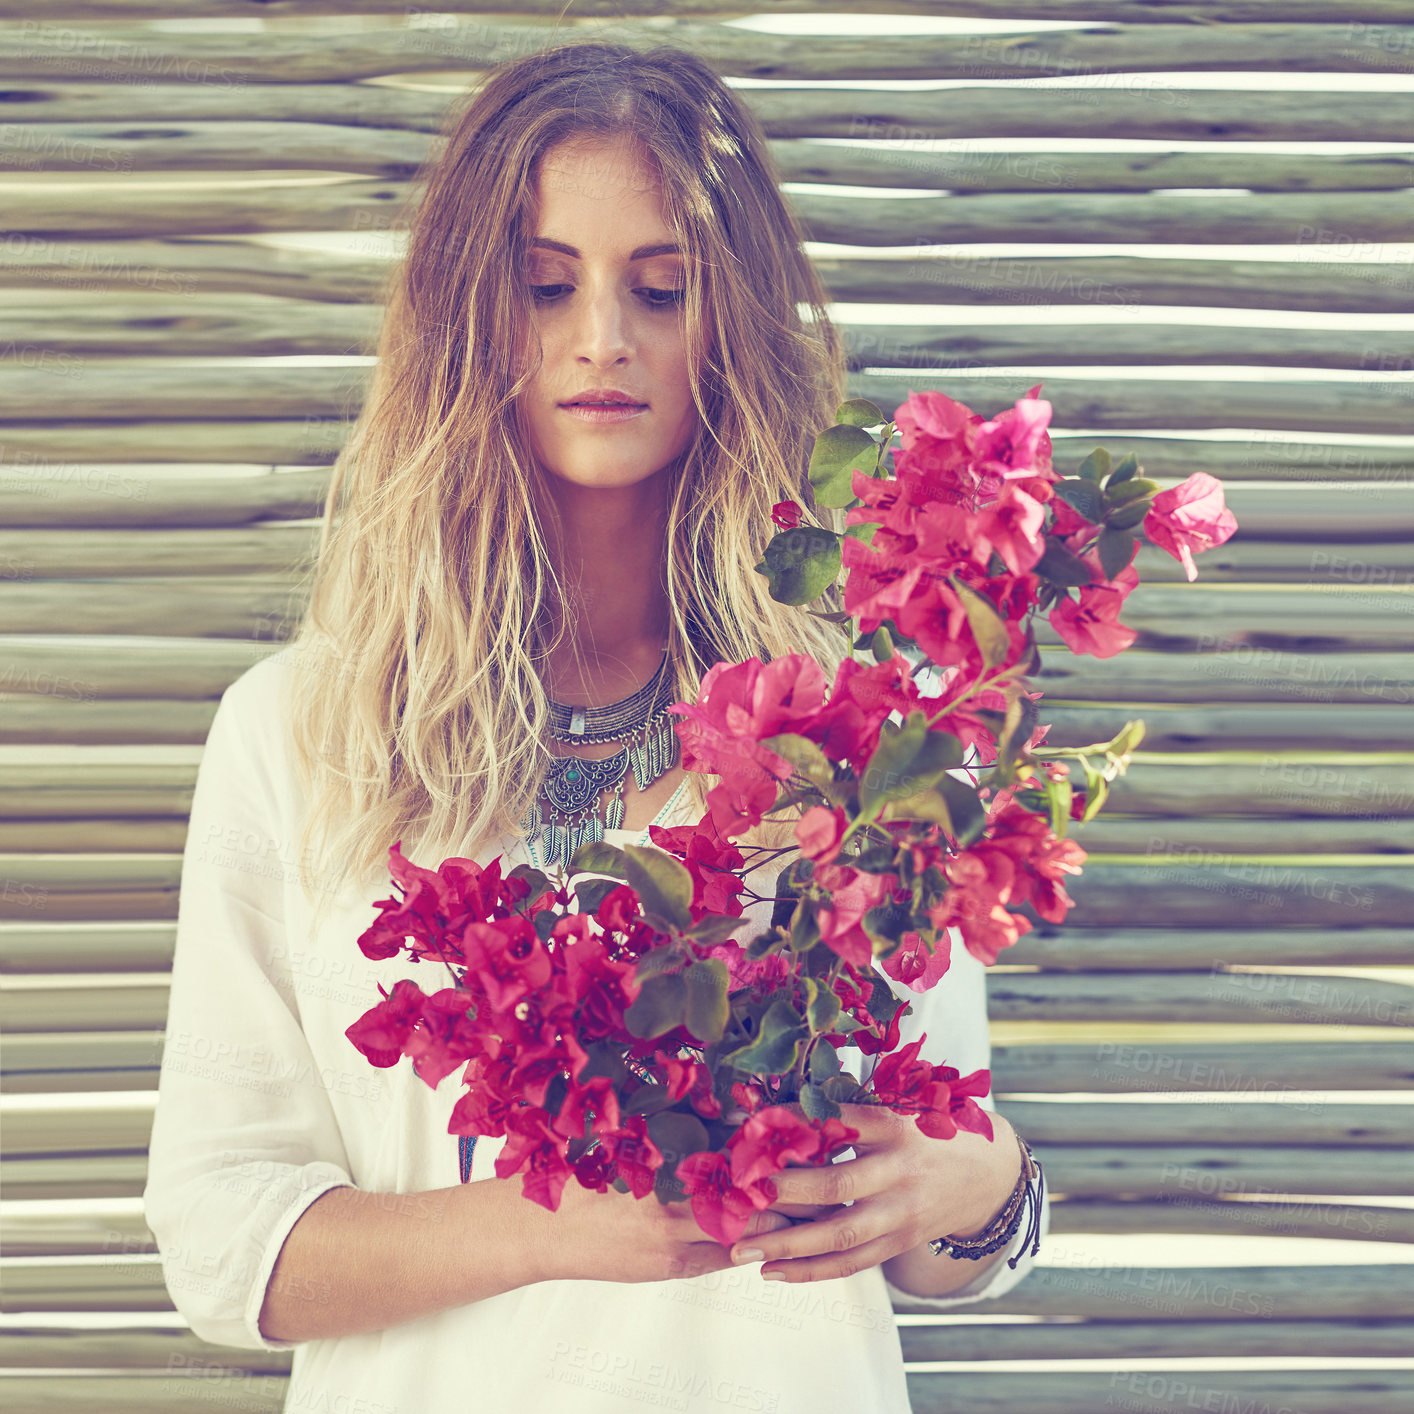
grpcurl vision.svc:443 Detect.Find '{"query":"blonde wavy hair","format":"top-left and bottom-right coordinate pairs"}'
top-left (278, 42), bottom-right (854, 929)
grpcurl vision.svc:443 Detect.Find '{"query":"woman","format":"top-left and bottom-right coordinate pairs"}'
top-left (144, 41), bottom-right (1047, 1414)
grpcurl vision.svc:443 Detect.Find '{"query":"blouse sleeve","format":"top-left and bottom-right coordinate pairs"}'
top-left (142, 660), bottom-right (357, 1350)
top-left (874, 932), bottom-right (1050, 1310)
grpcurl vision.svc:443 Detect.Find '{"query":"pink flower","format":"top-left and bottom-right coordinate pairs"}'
top-left (1049, 583), bottom-right (1137, 658)
top-left (1144, 472), bottom-right (1237, 582)
top-left (771, 499), bottom-right (803, 530)
top-left (880, 928), bottom-right (952, 992)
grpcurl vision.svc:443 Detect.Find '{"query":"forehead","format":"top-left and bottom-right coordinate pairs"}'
top-left (529, 136), bottom-right (678, 252)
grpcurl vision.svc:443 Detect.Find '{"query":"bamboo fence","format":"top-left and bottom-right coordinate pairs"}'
top-left (1, 3), bottom-right (1412, 1412)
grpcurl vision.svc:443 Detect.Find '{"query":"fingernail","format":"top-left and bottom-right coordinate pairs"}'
top-left (733, 1247), bottom-right (764, 1264)
top-left (762, 1269), bottom-right (785, 1281)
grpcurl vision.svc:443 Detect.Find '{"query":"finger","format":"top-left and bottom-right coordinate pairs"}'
top-left (768, 1200), bottom-right (846, 1222)
top-left (731, 1201), bottom-right (895, 1268)
top-left (761, 1231), bottom-right (902, 1285)
top-left (831, 1101), bottom-right (913, 1150)
top-left (767, 1149), bottom-right (898, 1208)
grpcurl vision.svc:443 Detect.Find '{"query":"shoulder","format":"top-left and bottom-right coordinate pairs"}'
top-left (203, 646), bottom-right (305, 798)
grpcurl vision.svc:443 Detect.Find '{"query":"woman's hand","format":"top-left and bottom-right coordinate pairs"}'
top-left (733, 1102), bottom-right (1022, 1283)
top-left (532, 1170), bottom-right (804, 1286)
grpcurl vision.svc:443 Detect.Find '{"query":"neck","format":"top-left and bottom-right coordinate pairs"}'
top-left (534, 465), bottom-right (674, 703)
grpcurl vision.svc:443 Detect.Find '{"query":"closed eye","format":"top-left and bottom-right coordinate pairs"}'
top-left (529, 284), bottom-right (685, 310)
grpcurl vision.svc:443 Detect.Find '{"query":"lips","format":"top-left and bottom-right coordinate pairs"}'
top-left (560, 389), bottom-right (647, 407)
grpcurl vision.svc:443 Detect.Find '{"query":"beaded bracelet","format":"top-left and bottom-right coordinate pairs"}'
top-left (927, 1132), bottom-right (1045, 1268)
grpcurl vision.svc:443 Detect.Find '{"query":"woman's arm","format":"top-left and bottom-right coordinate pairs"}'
top-left (256, 1178), bottom-right (551, 1342)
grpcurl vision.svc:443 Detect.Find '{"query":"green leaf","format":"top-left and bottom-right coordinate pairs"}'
top-left (755, 526), bottom-right (842, 606)
top-left (720, 997), bottom-right (809, 1075)
top-left (1106, 476), bottom-right (1160, 508)
top-left (572, 876), bottom-right (621, 916)
top-left (1034, 537), bottom-right (1094, 589)
top-left (951, 576), bottom-right (1011, 670)
top-left (570, 840), bottom-right (629, 879)
top-left (1076, 448), bottom-right (1112, 483)
top-left (799, 1081), bottom-right (842, 1122)
top-left (647, 1109), bottom-right (711, 1169)
top-left (834, 398), bottom-right (886, 428)
top-left (1106, 452), bottom-right (1140, 487)
top-left (861, 709), bottom-right (963, 814)
top-left (843, 520), bottom-right (880, 546)
top-left (683, 914), bottom-right (748, 946)
top-left (865, 973), bottom-right (902, 1026)
top-left (809, 1035), bottom-right (843, 1081)
top-left (623, 844), bottom-right (695, 930)
top-left (790, 896), bottom-right (822, 953)
top-left (870, 625), bottom-right (895, 664)
top-left (1107, 497), bottom-right (1152, 531)
top-left (624, 971), bottom-right (688, 1040)
top-left (532, 908), bottom-right (557, 942)
top-left (808, 424), bottom-right (880, 508)
top-left (819, 1073), bottom-right (868, 1104)
top-left (624, 1080), bottom-right (679, 1117)
top-left (1096, 526), bottom-right (1137, 582)
top-left (939, 775), bottom-right (986, 846)
top-left (1052, 477), bottom-right (1103, 524)
top-left (760, 731), bottom-right (839, 795)
top-left (683, 958), bottom-right (730, 1045)
top-left (806, 979), bottom-right (842, 1035)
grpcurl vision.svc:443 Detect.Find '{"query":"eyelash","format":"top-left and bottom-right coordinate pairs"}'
top-left (528, 284), bottom-right (686, 310)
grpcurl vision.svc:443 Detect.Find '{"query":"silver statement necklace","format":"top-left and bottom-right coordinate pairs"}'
top-left (519, 642), bottom-right (682, 875)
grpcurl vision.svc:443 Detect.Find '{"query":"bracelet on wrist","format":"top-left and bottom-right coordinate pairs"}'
top-left (927, 1132), bottom-right (1045, 1269)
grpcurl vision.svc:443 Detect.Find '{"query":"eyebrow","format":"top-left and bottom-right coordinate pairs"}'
top-left (530, 238), bottom-right (681, 261)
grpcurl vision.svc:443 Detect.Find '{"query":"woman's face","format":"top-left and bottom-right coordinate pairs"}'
top-left (517, 133), bottom-right (701, 494)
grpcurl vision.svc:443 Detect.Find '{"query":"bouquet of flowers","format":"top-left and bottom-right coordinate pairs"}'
top-left (346, 384), bottom-right (1237, 1246)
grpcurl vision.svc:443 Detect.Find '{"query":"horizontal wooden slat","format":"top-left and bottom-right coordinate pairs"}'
top-left (900, 1317), bottom-right (1414, 1363)
top-left (0, 468), bottom-right (327, 531)
top-left (1067, 861), bottom-right (1414, 928)
top-left (0, 637), bottom-right (281, 697)
top-left (10, 1093), bottom-right (1411, 1161)
top-left (2, 22), bottom-right (1412, 86)
top-left (0, 292), bottom-right (380, 359)
top-left (0, 526), bottom-right (315, 575)
top-left (0, 420), bottom-right (350, 464)
top-left (20, 297), bottom-right (1414, 370)
top-left (1104, 764), bottom-right (1414, 818)
top-left (814, 253), bottom-right (1414, 318)
top-left (7, 82), bottom-right (1410, 148)
top-left (1046, 704), bottom-right (1414, 754)
top-left (7, 363), bottom-right (1414, 437)
top-left (14, 964), bottom-right (1405, 1035)
top-left (0, 1322), bottom-right (254, 1372)
top-left (0, 121), bottom-right (431, 180)
top-left (902, 1369), bottom-right (1414, 1414)
top-left (8, 242), bottom-right (1414, 323)
top-left (0, 923), bottom-right (176, 972)
top-left (990, 973), bottom-right (1414, 1029)
top-left (992, 1040), bottom-right (1414, 1095)
top-left (12, 123), bottom-right (1414, 197)
top-left (6, 1032), bottom-right (1409, 1095)
top-left (786, 143), bottom-right (1414, 195)
top-left (1008, 927), bottom-right (1414, 970)
top-left (12, 178), bottom-right (1414, 249)
top-left (754, 84), bottom-right (1414, 146)
top-left (845, 320), bottom-right (1414, 372)
top-left (4, 1142), bottom-right (1410, 1204)
top-left (8, 3), bottom-right (1410, 25)
top-left (0, 634), bottom-right (1397, 712)
top-left (1036, 647), bottom-right (1414, 704)
top-left (0, 577), bottom-right (306, 640)
top-left (1048, 1195), bottom-right (1414, 1244)
top-left (851, 372), bottom-right (1414, 438)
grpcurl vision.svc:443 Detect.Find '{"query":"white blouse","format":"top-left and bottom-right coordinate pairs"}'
top-left (144, 647), bottom-right (1048, 1414)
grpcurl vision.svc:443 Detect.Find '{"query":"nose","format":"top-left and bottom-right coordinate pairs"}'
top-left (572, 279), bottom-right (633, 366)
